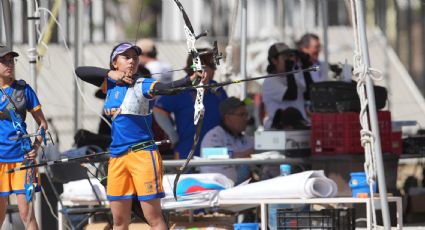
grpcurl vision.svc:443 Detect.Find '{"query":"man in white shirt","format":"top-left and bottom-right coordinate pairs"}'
top-left (137, 38), bottom-right (173, 83)
top-left (200, 97), bottom-right (254, 184)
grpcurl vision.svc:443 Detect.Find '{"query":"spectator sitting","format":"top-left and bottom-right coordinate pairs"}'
top-left (199, 97), bottom-right (254, 184)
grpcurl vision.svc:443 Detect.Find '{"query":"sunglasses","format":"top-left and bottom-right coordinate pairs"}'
top-left (0, 58), bottom-right (17, 65)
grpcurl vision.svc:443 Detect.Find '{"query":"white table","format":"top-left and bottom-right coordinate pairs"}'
top-left (218, 197), bottom-right (403, 230)
top-left (58, 197), bottom-right (402, 230)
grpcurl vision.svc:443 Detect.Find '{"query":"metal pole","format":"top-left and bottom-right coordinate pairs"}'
top-left (300, 0), bottom-right (306, 35)
top-left (26, 0), bottom-right (37, 92)
top-left (407, 0), bottom-right (413, 76)
top-left (74, 0), bottom-right (83, 133)
top-left (25, 1), bottom-right (41, 227)
top-left (277, 0), bottom-right (284, 28)
top-left (381, 0), bottom-right (390, 109)
top-left (422, 0), bottom-right (425, 94)
top-left (102, 0), bottom-right (107, 41)
top-left (354, 0), bottom-right (391, 229)
top-left (26, 0), bottom-right (37, 91)
top-left (321, 0), bottom-right (329, 80)
top-left (2, 0), bottom-right (13, 48)
top-left (239, 0), bottom-right (247, 100)
top-left (393, 0), bottom-right (400, 55)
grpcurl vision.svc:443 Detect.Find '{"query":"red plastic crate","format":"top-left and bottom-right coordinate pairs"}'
top-left (311, 111), bottom-right (392, 155)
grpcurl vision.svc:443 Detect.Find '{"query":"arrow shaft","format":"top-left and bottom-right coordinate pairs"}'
top-left (153, 66), bottom-right (318, 95)
top-left (7, 140), bottom-right (170, 173)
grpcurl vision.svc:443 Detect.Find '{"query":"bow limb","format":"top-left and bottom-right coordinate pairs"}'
top-left (173, 0), bottom-right (195, 33)
top-left (171, 0), bottom-right (207, 200)
top-left (173, 110), bottom-right (204, 200)
top-left (173, 87), bottom-right (205, 200)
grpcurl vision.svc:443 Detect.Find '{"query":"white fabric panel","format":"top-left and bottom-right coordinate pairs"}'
top-left (61, 179), bottom-right (107, 201)
top-left (219, 170), bottom-right (337, 199)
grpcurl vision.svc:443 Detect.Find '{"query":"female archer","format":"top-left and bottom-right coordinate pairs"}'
top-left (0, 46), bottom-right (48, 230)
top-left (75, 42), bottom-right (207, 229)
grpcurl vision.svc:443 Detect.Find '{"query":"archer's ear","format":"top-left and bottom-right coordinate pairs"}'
top-left (112, 60), bottom-right (118, 70)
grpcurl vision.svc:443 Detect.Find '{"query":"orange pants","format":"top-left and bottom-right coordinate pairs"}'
top-left (107, 149), bottom-right (164, 201)
top-left (0, 162), bottom-right (40, 196)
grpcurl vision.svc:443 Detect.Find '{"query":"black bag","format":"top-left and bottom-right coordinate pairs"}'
top-left (74, 129), bottom-right (111, 150)
top-left (403, 136), bottom-right (425, 155)
top-left (310, 81), bottom-right (387, 112)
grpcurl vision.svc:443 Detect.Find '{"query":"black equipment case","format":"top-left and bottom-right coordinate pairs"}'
top-left (310, 81), bottom-right (388, 113)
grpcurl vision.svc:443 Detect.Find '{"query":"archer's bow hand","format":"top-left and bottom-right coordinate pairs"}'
top-left (189, 72), bottom-right (204, 85)
top-left (25, 142), bottom-right (40, 160)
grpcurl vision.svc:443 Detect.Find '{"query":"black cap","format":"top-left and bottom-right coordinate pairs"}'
top-left (267, 42), bottom-right (289, 62)
top-left (0, 45), bottom-right (19, 58)
top-left (219, 97), bottom-right (245, 117)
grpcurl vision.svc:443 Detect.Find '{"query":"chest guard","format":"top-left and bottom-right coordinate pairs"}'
top-left (0, 80), bottom-right (27, 121)
top-left (118, 77), bottom-right (151, 117)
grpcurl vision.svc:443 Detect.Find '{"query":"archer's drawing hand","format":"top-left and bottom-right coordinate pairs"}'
top-left (109, 70), bottom-right (134, 85)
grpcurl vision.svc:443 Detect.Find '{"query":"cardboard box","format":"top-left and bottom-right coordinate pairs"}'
top-left (84, 223), bottom-right (109, 230)
top-left (85, 222), bottom-right (150, 230)
top-left (169, 214), bottom-right (234, 230)
top-left (408, 187), bottom-right (425, 213)
top-left (129, 223), bottom-right (151, 230)
top-left (170, 221), bottom-right (233, 230)
top-left (85, 214), bottom-right (235, 230)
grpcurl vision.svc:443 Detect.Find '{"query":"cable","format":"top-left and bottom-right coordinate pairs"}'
top-left (134, 1), bottom-right (144, 44)
top-left (41, 187), bottom-right (72, 230)
top-left (36, 7), bottom-right (112, 128)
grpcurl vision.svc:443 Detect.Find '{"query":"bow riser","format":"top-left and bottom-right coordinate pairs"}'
top-left (194, 87), bottom-right (205, 124)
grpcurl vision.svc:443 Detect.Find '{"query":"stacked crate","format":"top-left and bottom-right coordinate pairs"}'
top-left (310, 111), bottom-right (395, 155)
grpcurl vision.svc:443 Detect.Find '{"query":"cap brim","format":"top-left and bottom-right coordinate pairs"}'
top-left (121, 45), bottom-right (142, 56)
top-left (0, 51), bottom-right (19, 58)
top-left (111, 45), bottom-right (142, 63)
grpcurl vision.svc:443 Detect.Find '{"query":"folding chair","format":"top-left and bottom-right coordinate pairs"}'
top-left (45, 162), bottom-right (112, 230)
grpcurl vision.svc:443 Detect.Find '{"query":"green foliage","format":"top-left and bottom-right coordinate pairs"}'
top-left (125, 0), bottom-right (161, 39)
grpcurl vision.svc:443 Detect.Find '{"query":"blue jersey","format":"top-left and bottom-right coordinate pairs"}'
top-left (154, 80), bottom-right (227, 159)
top-left (0, 81), bottom-right (41, 162)
top-left (103, 77), bottom-right (157, 156)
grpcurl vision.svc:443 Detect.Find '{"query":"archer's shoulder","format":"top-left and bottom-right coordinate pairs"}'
top-left (15, 79), bottom-right (27, 89)
top-left (12, 79), bottom-right (34, 92)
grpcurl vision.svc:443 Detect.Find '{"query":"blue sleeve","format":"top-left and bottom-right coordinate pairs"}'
top-left (154, 94), bottom-right (178, 113)
top-left (141, 78), bottom-right (156, 99)
top-left (106, 77), bottom-right (116, 89)
top-left (209, 80), bottom-right (228, 100)
top-left (25, 85), bottom-right (41, 111)
top-left (217, 87), bottom-right (228, 100)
